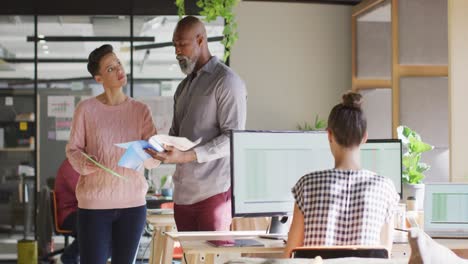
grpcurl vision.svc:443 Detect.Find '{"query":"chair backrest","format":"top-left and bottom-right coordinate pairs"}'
top-left (291, 246), bottom-right (389, 259)
top-left (50, 190), bottom-right (72, 235)
top-left (160, 202), bottom-right (174, 209)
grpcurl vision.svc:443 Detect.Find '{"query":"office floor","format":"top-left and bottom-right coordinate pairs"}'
top-left (0, 231), bottom-right (34, 261)
top-left (0, 233), bottom-right (165, 263)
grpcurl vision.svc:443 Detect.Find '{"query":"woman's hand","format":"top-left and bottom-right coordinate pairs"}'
top-left (145, 145), bottom-right (197, 164)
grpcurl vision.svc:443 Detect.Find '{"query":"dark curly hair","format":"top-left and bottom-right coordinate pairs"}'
top-left (87, 44), bottom-right (114, 77)
top-left (327, 91), bottom-right (367, 147)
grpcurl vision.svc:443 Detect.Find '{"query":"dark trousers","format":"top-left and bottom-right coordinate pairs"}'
top-left (78, 205), bottom-right (146, 264)
top-left (60, 211), bottom-right (79, 264)
top-left (174, 188), bottom-right (232, 231)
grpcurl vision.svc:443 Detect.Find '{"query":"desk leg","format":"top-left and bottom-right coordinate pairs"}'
top-left (149, 227), bottom-right (165, 264)
top-left (204, 253), bottom-right (215, 264)
top-left (183, 253), bottom-right (199, 264)
top-left (161, 229), bottom-right (174, 264)
top-left (149, 229), bottom-right (155, 264)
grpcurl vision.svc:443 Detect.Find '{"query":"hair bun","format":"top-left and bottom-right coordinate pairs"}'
top-left (342, 91), bottom-right (363, 109)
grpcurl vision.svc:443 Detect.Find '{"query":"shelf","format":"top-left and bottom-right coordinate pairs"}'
top-left (0, 147), bottom-right (35, 152)
top-left (0, 120), bottom-right (35, 124)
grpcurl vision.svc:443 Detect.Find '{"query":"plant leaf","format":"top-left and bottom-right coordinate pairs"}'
top-left (408, 137), bottom-right (434, 153)
top-left (397, 125), bottom-right (410, 145)
top-left (408, 169), bottom-right (424, 184)
top-left (398, 125), bottom-right (432, 184)
top-left (417, 162), bottom-right (430, 173)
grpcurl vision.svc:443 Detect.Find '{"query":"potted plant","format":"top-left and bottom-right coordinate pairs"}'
top-left (159, 175), bottom-right (174, 198)
top-left (397, 125), bottom-right (434, 210)
top-left (297, 114), bottom-right (327, 131)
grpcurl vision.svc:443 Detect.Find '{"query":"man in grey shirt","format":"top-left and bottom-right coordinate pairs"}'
top-left (146, 16), bottom-right (247, 231)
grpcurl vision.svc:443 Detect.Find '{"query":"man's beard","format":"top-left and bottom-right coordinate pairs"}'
top-left (176, 55), bottom-right (197, 75)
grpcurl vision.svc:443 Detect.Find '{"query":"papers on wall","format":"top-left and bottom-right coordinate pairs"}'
top-left (47, 96), bottom-right (74, 118)
top-left (5, 97), bottom-right (13, 106)
top-left (138, 97), bottom-right (173, 134)
top-left (47, 131), bottom-right (56, 140)
top-left (56, 130), bottom-right (70, 141)
top-left (54, 118), bottom-right (72, 141)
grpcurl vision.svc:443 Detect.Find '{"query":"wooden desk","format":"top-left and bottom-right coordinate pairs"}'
top-left (392, 239), bottom-right (468, 260)
top-left (164, 231), bottom-right (285, 264)
top-left (164, 231), bottom-right (468, 264)
top-left (146, 212), bottom-right (176, 264)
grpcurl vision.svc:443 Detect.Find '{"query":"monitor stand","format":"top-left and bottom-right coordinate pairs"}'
top-left (259, 216), bottom-right (290, 240)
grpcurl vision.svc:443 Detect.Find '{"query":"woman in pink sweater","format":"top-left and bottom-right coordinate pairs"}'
top-left (66, 44), bottom-right (158, 264)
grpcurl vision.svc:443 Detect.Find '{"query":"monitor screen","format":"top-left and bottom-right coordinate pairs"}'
top-left (424, 183), bottom-right (468, 236)
top-left (361, 139), bottom-right (402, 196)
top-left (230, 130), bottom-right (402, 217)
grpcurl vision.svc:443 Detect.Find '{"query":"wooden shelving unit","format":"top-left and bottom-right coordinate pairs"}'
top-left (0, 147), bottom-right (35, 152)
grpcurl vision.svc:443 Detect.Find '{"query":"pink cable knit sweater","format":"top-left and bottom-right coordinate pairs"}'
top-left (66, 97), bottom-right (157, 209)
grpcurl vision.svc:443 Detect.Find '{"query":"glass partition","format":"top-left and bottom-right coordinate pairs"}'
top-left (399, 0), bottom-right (448, 65)
top-left (400, 77), bottom-right (449, 182)
top-left (356, 0), bottom-right (391, 79)
top-left (361, 88), bottom-right (392, 139)
top-left (0, 15), bottom-right (36, 238)
top-left (0, 13), bottom-right (229, 246)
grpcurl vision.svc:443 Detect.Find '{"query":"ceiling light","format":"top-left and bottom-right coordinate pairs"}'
top-left (42, 45), bottom-right (48, 49)
top-left (44, 50), bottom-right (49, 54)
top-left (38, 35), bottom-right (45, 39)
top-left (39, 40), bottom-right (46, 44)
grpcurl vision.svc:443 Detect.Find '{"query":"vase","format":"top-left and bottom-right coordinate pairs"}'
top-left (402, 183), bottom-right (425, 211)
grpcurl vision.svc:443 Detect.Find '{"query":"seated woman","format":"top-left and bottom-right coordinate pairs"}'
top-left (54, 158), bottom-right (80, 264)
top-left (283, 91), bottom-right (399, 257)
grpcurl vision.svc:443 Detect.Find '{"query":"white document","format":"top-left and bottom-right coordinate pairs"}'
top-left (150, 134), bottom-right (202, 151)
top-left (115, 135), bottom-right (201, 171)
top-left (47, 96), bottom-right (75, 117)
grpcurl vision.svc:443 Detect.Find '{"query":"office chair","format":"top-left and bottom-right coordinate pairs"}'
top-left (291, 245), bottom-right (389, 259)
top-left (41, 190), bottom-right (73, 262)
top-left (160, 201), bottom-right (174, 209)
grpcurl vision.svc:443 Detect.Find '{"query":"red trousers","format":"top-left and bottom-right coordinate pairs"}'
top-left (174, 188), bottom-right (231, 231)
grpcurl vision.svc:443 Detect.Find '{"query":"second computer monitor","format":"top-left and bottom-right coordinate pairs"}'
top-left (230, 130), bottom-right (402, 217)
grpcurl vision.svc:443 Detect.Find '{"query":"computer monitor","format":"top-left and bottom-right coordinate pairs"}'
top-left (424, 183), bottom-right (468, 238)
top-left (361, 139), bottom-right (402, 196)
top-left (230, 130), bottom-right (402, 220)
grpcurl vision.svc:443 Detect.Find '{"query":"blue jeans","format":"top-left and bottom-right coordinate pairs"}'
top-left (60, 212), bottom-right (79, 264)
top-left (78, 205), bottom-right (146, 264)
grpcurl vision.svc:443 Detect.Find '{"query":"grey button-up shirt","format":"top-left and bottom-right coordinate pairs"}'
top-left (169, 56), bottom-right (247, 205)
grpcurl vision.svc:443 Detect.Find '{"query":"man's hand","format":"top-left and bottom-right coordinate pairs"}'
top-left (145, 145), bottom-right (197, 164)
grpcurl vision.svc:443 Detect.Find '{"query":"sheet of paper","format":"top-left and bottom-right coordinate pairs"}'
top-left (116, 141), bottom-right (152, 171)
top-left (151, 135), bottom-right (201, 151)
top-left (81, 152), bottom-right (128, 180)
top-left (115, 135), bottom-right (201, 171)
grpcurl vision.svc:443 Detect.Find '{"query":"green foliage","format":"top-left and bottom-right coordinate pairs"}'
top-left (175, 0), bottom-right (185, 18)
top-left (397, 125), bottom-right (434, 184)
top-left (160, 175), bottom-right (168, 189)
top-left (297, 115), bottom-right (327, 131)
top-left (175, 0), bottom-right (240, 62)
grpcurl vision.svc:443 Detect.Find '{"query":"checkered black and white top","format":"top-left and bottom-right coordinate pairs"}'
top-left (292, 169), bottom-right (399, 246)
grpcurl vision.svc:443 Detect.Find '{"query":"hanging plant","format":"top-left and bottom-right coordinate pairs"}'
top-left (175, 0), bottom-right (185, 18)
top-left (175, 0), bottom-right (239, 62)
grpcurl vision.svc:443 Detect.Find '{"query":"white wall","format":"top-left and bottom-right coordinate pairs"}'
top-left (230, 2), bottom-right (352, 130)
